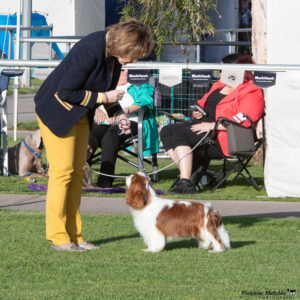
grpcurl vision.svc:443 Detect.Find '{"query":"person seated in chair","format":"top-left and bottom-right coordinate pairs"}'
top-left (87, 69), bottom-right (159, 187)
top-left (160, 54), bottom-right (264, 194)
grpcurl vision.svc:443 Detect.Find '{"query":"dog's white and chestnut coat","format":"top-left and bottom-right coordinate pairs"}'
top-left (126, 172), bottom-right (230, 253)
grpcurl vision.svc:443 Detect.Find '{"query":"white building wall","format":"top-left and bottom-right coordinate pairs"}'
top-left (74, 0), bottom-right (105, 36)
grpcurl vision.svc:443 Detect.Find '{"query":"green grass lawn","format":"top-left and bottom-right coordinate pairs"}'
top-left (16, 121), bottom-right (40, 131)
top-left (1, 128), bottom-right (299, 299)
top-left (1, 135), bottom-right (300, 202)
top-left (7, 78), bottom-right (43, 96)
top-left (0, 210), bottom-right (299, 300)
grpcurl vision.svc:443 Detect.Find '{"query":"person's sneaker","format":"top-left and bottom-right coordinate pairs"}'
top-left (77, 241), bottom-right (101, 250)
top-left (168, 178), bottom-right (198, 194)
top-left (50, 242), bottom-right (87, 252)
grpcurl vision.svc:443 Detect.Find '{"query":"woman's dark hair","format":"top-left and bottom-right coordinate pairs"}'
top-left (221, 54), bottom-right (241, 64)
top-left (221, 54), bottom-right (255, 81)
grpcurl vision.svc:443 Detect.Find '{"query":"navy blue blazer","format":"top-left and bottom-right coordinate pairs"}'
top-left (35, 31), bottom-right (122, 136)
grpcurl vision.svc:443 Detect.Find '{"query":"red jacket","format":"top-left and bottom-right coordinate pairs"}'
top-left (197, 80), bottom-right (264, 156)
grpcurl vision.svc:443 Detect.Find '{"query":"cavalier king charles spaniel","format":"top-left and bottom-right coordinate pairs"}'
top-left (126, 172), bottom-right (231, 253)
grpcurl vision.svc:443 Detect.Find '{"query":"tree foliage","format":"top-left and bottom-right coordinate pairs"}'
top-left (120, 0), bottom-right (218, 59)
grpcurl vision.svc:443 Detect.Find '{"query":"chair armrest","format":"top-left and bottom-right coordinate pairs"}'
top-left (217, 115), bottom-right (255, 129)
top-left (138, 106), bottom-right (148, 125)
top-left (1, 69), bottom-right (24, 77)
top-left (138, 106), bottom-right (149, 138)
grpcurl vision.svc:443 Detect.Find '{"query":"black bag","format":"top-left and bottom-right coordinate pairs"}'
top-left (220, 116), bottom-right (256, 156)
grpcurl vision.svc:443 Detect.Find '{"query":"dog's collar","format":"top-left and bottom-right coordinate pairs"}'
top-left (22, 137), bottom-right (40, 158)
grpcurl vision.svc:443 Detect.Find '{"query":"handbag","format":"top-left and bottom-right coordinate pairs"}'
top-left (219, 116), bottom-right (256, 156)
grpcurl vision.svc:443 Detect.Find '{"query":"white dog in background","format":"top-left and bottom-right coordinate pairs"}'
top-left (126, 172), bottom-right (231, 253)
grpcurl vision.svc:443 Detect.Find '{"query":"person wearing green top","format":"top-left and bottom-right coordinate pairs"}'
top-left (87, 69), bottom-right (159, 188)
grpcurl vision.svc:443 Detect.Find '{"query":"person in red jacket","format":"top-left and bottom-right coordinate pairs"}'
top-left (160, 54), bottom-right (264, 194)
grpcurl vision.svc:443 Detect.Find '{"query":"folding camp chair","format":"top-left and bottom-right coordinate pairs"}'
top-left (87, 106), bottom-right (158, 182)
top-left (191, 114), bottom-right (265, 192)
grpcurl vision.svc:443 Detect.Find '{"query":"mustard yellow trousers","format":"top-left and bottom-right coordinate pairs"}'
top-left (37, 114), bottom-right (89, 246)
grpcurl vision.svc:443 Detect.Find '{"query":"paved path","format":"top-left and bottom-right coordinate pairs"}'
top-left (0, 194), bottom-right (299, 219)
top-left (7, 93), bottom-right (37, 127)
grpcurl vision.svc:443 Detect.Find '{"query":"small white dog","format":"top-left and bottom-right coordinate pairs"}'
top-left (126, 172), bottom-right (230, 253)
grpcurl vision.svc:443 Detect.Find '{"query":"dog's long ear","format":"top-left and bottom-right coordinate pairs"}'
top-left (31, 129), bottom-right (44, 150)
top-left (126, 173), bottom-right (148, 210)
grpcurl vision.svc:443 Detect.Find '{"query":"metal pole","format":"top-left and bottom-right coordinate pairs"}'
top-left (49, 42), bottom-right (52, 61)
top-left (196, 45), bottom-right (200, 63)
top-left (1, 59), bottom-right (300, 72)
top-left (21, 0), bottom-right (32, 87)
top-left (229, 31), bottom-right (235, 54)
top-left (13, 0), bottom-right (21, 141)
top-left (49, 24), bottom-right (53, 60)
top-left (66, 42), bottom-right (71, 53)
top-left (8, 30), bottom-right (12, 59)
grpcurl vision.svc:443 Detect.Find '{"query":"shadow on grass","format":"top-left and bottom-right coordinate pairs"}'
top-left (223, 217), bottom-right (268, 227)
top-left (228, 212), bottom-right (300, 219)
top-left (200, 176), bottom-right (264, 193)
top-left (230, 240), bottom-right (256, 249)
top-left (156, 168), bottom-right (178, 181)
top-left (164, 239), bottom-right (256, 251)
top-left (91, 233), bottom-right (140, 245)
top-left (223, 177), bottom-right (264, 190)
top-left (164, 239), bottom-right (198, 250)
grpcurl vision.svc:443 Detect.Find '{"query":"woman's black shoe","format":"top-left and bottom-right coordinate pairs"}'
top-left (96, 177), bottom-right (113, 188)
top-left (168, 178), bottom-right (198, 194)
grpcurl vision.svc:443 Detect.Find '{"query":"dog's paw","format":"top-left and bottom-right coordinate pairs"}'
top-left (198, 241), bottom-right (212, 250)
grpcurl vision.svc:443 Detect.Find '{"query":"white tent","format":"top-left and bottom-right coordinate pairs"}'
top-left (264, 0), bottom-right (300, 197)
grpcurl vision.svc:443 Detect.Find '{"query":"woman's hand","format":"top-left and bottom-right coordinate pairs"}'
top-left (94, 109), bottom-right (109, 124)
top-left (104, 90), bottom-right (125, 103)
top-left (190, 122), bottom-right (215, 135)
top-left (193, 110), bottom-right (204, 120)
top-left (94, 109), bottom-right (116, 124)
